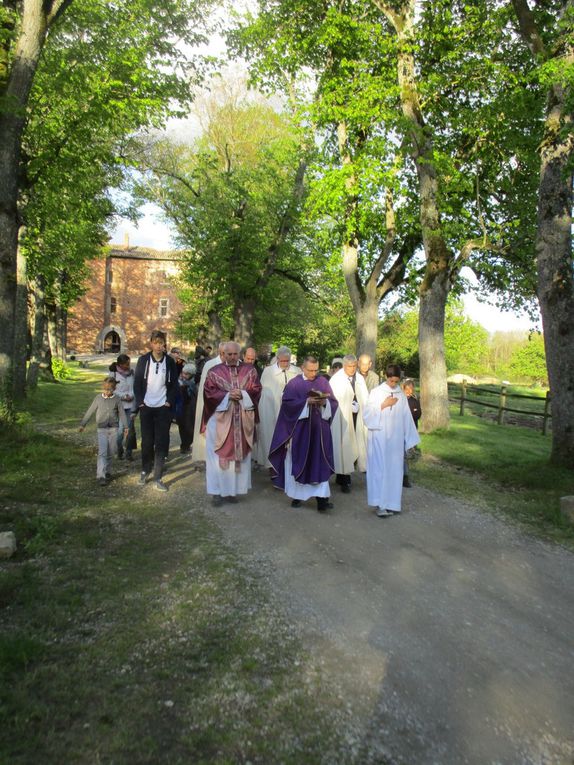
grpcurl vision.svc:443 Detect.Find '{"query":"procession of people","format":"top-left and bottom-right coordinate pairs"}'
top-left (81, 333), bottom-right (421, 517)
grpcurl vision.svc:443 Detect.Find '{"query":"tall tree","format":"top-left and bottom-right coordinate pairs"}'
top-left (139, 85), bottom-right (313, 345)
top-left (511, 0), bottom-right (574, 467)
top-left (0, 0), bottom-right (73, 414)
top-left (0, 0), bottom-right (211, 411)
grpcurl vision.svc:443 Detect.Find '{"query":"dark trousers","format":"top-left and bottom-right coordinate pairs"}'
top-left (140, 405), bottom-right (172, 479)
top-left (336, 474), bottom-right (351, 486)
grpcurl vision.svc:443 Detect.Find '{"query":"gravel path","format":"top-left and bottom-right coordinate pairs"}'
top-left (161, 456), bottom-right (574, 765)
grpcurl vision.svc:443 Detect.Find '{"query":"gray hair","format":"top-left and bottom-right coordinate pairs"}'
top-left (343, 354), bottom-right (357, 364)
top-left (276, 345), bottom-right (291, 359)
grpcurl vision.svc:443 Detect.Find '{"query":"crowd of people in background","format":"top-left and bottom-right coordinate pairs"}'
top-left (79, 330), bottom-right (422, 518)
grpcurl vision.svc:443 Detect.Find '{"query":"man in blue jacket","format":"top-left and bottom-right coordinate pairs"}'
top-left (134, 330), bottom-right (178, 491)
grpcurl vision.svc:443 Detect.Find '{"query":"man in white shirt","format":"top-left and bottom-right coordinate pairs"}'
top-left (134, 331), bottom-right (178, 491)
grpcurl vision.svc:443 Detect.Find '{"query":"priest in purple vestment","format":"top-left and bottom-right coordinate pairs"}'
top-left (269, 356), bottom-right (338, 512)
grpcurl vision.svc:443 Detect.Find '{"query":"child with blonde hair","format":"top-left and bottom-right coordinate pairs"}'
top-left (79, 377), bottom-right (129, 486)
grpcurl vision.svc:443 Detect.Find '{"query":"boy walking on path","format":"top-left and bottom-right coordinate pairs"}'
top-left (134, 330), bottom-right (179, 492)
top-left (79, 377), bottom-right (129, 486)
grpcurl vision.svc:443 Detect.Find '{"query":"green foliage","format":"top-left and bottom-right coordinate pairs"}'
top-left (19, 0), bottom-right (212, 309)
top-left (377, 301), bottom-right (489, 375)
top-left (139, 84), bottom-right (325, 341)
top-left (50, 358), bottom-right (73, 381)
top-left (508, 333), bottom-right (547, 385)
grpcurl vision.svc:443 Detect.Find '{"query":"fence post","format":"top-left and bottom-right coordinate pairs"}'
top-left (543, 391), bottom-right (551, 435)
top-left (497, 385), bottom-right (507, 425)
top-left (460, 381), bottom-right (466, 416)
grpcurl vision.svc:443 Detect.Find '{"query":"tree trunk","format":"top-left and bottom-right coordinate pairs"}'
top-left (206, 310), bottom-right (222, 348)
top-left (418, 270), bottom-right (450, 432)
top-left (378, 1), bottom-right (452, 430)
top-left (13, 235), bottom-right (29, 400)
top-left (233, 298), bottom-right (256, 348)
top-left (536, 115), bottom-right (574, 467)
top-left (0, 0), bottom-right (72, 410)
top-left (511, 0), bottom-right (574, 468)
top-left (46, 300), bottom-right (60, 363)
top-left (27, 278), bottom-right (51, 388)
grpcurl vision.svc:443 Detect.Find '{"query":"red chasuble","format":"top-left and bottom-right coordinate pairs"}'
top-left (201, 362), bottom-right (262, 471)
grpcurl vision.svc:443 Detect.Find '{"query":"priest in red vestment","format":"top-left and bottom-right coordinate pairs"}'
top-left (201, 341), bottom-right (262, 505)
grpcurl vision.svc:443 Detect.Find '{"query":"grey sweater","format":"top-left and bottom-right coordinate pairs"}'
top-left (81, 394), bottom-right (129, 429)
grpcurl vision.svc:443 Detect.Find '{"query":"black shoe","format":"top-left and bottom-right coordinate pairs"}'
top-left (138, 472), bottom-right (149, 486)
top-left (316, 498), bottom-right (333, 512)
top-left (341, 484), bottom-right (351, 494)
top-left (403, 475), bottom-right (412, 488)
top-left (98, 477), bottom-right (107, 487)
top-left (212, 495), bottom-right (223, 507)
top-left (290, 499), bottom-right (302, 508)
top-left (224, 496), bottom-right (238, 504)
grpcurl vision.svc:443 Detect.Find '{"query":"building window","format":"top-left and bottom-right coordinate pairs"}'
top-left (159, 298), bottom-right (169, 318)
top-left (110, 296), bottom-right (117, 314)
top-left (107, 267), bottom-right (113, 284)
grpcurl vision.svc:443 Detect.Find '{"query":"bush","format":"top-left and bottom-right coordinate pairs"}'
top-left (51, 358), bottom-right (73, 381)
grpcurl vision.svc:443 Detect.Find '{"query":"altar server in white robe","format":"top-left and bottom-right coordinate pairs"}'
top-left (363, 364), bottom-right (420, 517)
top-left (329, 355), bottom-right (369, 493)
top-left (191, 342), bottom-right (226, 464)
top-left (254, 346), bottom-right (301, 468)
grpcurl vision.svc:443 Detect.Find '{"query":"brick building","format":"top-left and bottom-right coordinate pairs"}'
top-left (67, 239), bottom-right (186, 355)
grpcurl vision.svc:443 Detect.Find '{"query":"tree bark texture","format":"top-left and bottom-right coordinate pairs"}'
top-left (13, 236), bottom-right (28, 399)
top-left (0, 0), bottom-right (72, 408)
top-left (233, 298), bottom-right (256, 348)
top-left (418, 270), bottom-right (450, 433)
top-left (511, 0), bottom-right (574, 467)
top-left (27, 277), bottom-right (50, 388)
top-left (373, 0), bottom-right (452, 430)
top-left (536, 108), bottom-right (574, 467)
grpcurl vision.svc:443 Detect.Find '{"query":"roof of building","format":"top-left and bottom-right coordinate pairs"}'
top-left (107, 244), bottom-right (184, 262)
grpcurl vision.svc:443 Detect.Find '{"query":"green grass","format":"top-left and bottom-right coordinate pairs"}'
top-left (1, 376), bottom-right (360, 764)
top-left (411, 408), bottom-right (574, 545)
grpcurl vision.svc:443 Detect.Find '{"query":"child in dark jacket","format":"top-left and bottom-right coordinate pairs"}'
top-left (402, 378), bottom-right (422, 487)
top-left (79, 377), bottom-right (129, 486)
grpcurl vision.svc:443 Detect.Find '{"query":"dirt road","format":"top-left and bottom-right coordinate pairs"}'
top-left (162, 456), bottom-right (574, 765)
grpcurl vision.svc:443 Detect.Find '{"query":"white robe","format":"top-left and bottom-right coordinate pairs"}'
top-left (284, 397), bottom-right (333, 500)
top-left (205, 390), bottom-right (255, 497)
top-left (363, 382), bottom-right (420, 512)
top-left (329, 368), bottom-right (369, 475)
top-left (192, 356), bottom-right (223, 463)
top-left (254, 362), bottom-right (301, 467)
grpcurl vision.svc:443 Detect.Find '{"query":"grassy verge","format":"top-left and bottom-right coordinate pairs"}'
top-left (1, 376), bottom-right (360, 764)
top-left (411, 408), bottom-right (574, 546)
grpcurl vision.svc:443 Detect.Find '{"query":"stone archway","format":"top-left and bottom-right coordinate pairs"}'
top-left (95, 325), bottom-right (127, 354)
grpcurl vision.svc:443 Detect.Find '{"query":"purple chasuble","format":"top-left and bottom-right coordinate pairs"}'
top-left (269, 374), bottom-right (338, 488)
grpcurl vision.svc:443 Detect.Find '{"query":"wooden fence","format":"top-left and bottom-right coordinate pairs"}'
top-left (449, 383), bottom-right (552, 435)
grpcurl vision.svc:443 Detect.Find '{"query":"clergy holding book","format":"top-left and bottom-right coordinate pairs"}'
top-left (269, 356), bottom-right (338, 513)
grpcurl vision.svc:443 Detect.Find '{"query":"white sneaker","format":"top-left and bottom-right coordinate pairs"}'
top-left (376, 507), bottom-right (393, 518)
